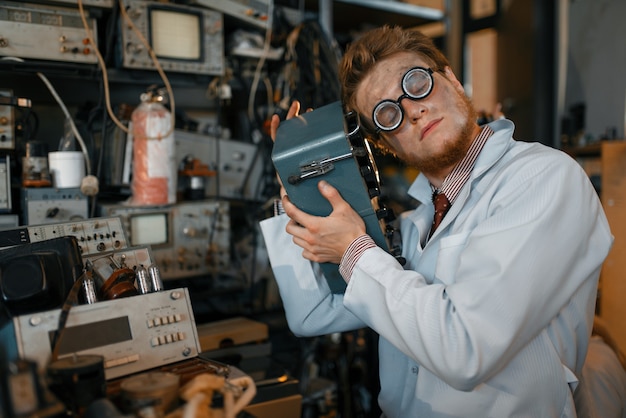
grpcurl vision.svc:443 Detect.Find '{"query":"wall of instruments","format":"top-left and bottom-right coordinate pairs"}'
top-left (99, 200), bottom-right (232, 281)
top-left (0, 214), bottom-right (204, 380)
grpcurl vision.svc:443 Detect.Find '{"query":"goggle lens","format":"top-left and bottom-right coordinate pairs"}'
top-left (404, 68), bottom-right (433, 99)
top-left (371, 67), bottom-right (434, 132)
top-left (373, 101), bottom-right (403, 131)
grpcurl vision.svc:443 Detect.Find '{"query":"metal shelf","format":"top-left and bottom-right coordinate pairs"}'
top-left (305, 0), bottom-right (446, 42)
top-left (334, 0), bottom-right (444, 20)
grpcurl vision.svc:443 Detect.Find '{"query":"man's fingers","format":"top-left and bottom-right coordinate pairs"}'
top-left (287, 101), bottom-right (301, 119)
top-left (282, 195), bottom-right (313, 228)
top-left (270, 101), bottom-right (302, 142)
top-left (269, 114), bottom-right (281, 142)
top-left (318, 181), bottom-right (345, 211)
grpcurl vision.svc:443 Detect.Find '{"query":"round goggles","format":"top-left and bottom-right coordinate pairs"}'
top-left (372, 67), bottom-right (434, 132)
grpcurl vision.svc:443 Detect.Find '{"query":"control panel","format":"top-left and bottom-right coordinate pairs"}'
top-left (11, 288), bottom-right (201, 380)
top-left (0, 154), bottom-right (10, 212)
top-left (21, 188), bottom-right (88, 225)
top-left (0, 88), bottom-right (14, 149)
top-left (99, 201), bottom-right (231, 280)
top-left (193, 0), bottom-right (272, 29)
top-left (0, 215), bottom-right (128, 255)
top-left (29, 0), bottom-right (113, 7)
top-left (0, 1), bottom-right (98, 64)
top-left (175, 130), bottom-right (265, 201)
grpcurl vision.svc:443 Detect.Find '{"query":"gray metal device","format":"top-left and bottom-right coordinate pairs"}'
top-left (0, 1), bottom-right (98, 64)
top-left (118, 0), bottom-right (224, 75)
top-left (0, 89), bottom-right (15, 150)
top-left (28, 0), bottom-right (113, 7)
top-left (192, 0), bottom-right (272, 29)
top-left (175, 130), bottom-right (265, 201)
top-left (272, 101), bottom-right (401, 293)
top-left (99, 200), bottom-right (231, 281)
top-left (9, 287), bottom-right (201, 380)
top-left (0, 154), bottom-right (11, 212)
top-left (21, 187), bottom-right (88, 225)
top-left (0, 215), bottom-right (128, 255)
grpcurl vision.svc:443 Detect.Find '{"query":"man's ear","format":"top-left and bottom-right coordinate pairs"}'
top-left (444, 66), bottom-right (465, 95)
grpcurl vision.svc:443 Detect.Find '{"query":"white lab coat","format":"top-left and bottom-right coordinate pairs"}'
top-left (260, 119), bottom-right (613, 417)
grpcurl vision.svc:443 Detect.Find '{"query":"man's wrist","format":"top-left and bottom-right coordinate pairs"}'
top-left (273, 198), bottom-right (285, 216)
top-left (339, 234), bottom-right (377, 281)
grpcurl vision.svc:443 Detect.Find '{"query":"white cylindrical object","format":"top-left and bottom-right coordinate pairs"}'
top-left (148, 265), bottom-right (163, 292)
top-left (81, 277), bottom-right (98, 304)
top-left (48, 151), bottom-right (85, 188)
top-left (136, 266), bottom-right (151, 295)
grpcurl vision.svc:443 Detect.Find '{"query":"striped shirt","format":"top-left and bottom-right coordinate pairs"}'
top-left (436, 125), bottom-right (493, 204)
top-left (339, 125), bottom-right (494, 281)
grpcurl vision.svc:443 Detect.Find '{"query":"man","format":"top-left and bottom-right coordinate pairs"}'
top-left (260, 25), bottom-right (612, 417)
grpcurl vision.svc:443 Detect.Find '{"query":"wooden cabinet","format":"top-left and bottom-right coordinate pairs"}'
top-left (597, 142), bottom-right (626, 352)
top-left (568, 141), bottom-right (626, 352)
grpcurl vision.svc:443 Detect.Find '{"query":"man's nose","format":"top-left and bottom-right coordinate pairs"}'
top-left (401, 97), bottom-right (427, 123)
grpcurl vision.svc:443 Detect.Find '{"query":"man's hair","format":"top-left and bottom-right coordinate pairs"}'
top-left (339, 25), bottom-right (451, 140)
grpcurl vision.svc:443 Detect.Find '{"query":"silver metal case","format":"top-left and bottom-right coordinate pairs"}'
top-left (12, 288), bottom-right (201, 380)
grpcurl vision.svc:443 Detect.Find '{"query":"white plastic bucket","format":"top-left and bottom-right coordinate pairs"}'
top-left (48, 151), bottom-right (85, 188)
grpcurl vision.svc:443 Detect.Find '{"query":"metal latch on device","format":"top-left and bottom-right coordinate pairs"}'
top-left (287, 148), bottom-right (366, 185)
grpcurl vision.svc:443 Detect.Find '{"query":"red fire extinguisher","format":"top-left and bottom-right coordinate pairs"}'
top-left (129, 87), bottom-right (176, 205)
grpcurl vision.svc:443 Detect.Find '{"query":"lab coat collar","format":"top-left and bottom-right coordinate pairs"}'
top-left (407, 118), bottom-right (516, 206)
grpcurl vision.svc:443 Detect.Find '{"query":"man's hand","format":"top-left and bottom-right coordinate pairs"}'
top-left (270, 101), bottom-right (302, 143)
top-left (270, 101), bottom-right (365, 263)
top-left (283, 180), bottom-right (366, 265)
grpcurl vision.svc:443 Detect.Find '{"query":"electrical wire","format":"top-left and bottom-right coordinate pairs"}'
top-left (0, 56), bottom-right (93, 176)
top-left (36, 72), bottom-right (93, 176)
top-left (76, 0), bottom-right (126, 133)
top-left (2, 0), bottom-right (180, 176)
top-left (77, 0), bottom-right (176, 139)
top-left (262, 75), bottom-right (274, 118)
top-left (247, 3), bottom-right (275, 125)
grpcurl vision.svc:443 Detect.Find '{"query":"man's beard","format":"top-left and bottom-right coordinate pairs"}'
top-left (402, 94), bottom-right (478, 175)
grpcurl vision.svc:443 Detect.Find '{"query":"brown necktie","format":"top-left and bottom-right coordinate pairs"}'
top-left (429, 191), bottom-right (450, 238)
